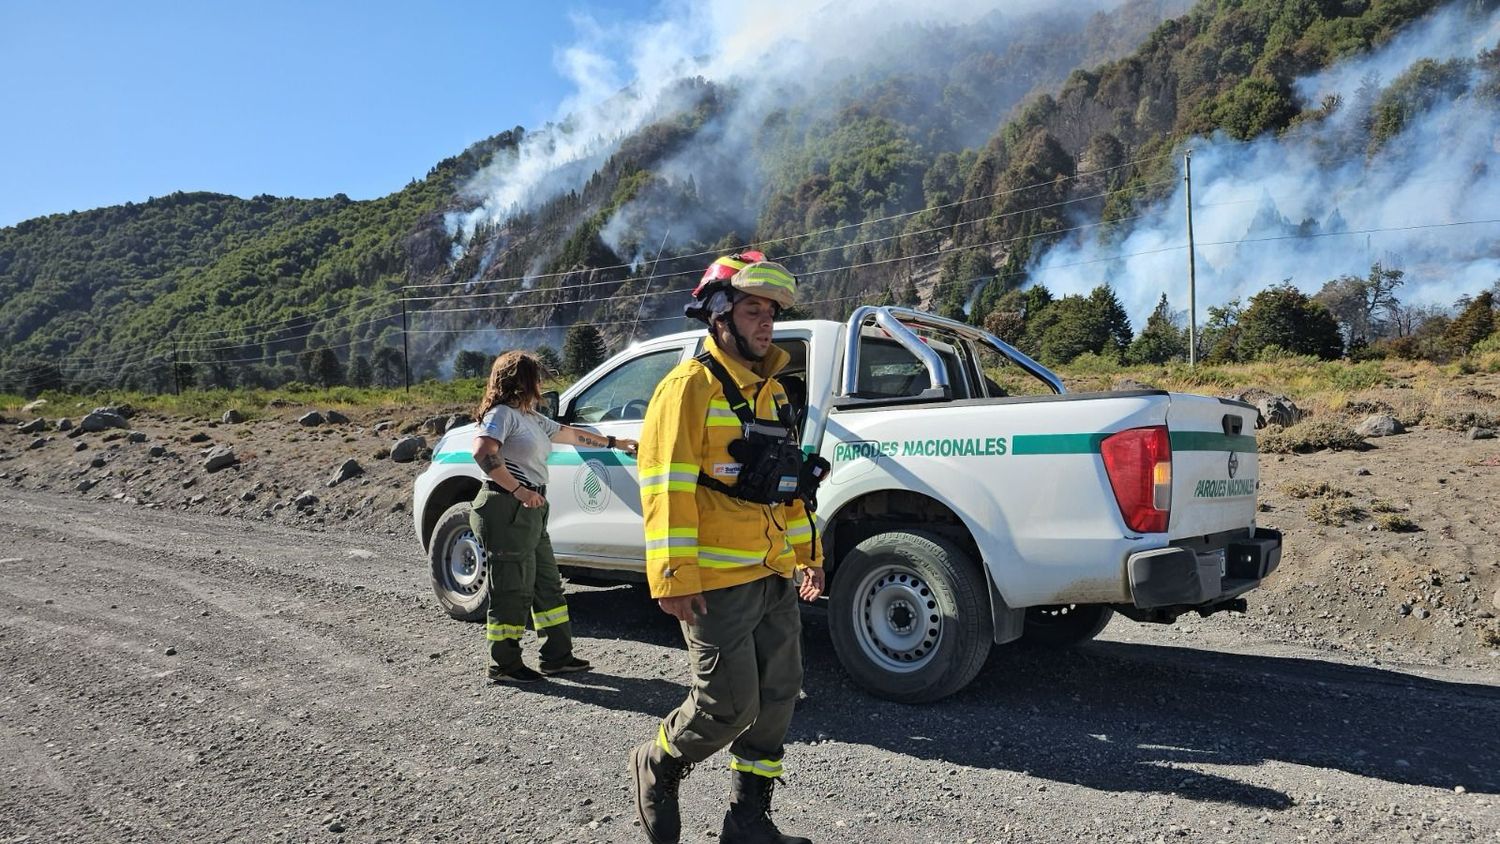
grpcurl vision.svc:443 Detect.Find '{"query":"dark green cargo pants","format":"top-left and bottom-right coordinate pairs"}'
top-left (470, 488), bottom-right (573, 673)
top-left (656, 574), bottom-right (803, 778)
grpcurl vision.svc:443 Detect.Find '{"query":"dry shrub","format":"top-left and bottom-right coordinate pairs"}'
top-left (1430, 406), bottom-right (1500, 431)
top-left (1308, 500), bottom-right (1367, 526)
top-left (1368, 499), bottom-right (1402, 513)
top-left (1260, 421), bottom-right (1369, 454)
top-left (1375, 513), bottom-right (1420, 533)
top-left (1282, 481), bottom-right (1352, 499)
top-left (1477, 624), bottom-right (1500, 648)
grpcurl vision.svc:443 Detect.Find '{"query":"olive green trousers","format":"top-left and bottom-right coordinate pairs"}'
top-left (655, 574), bottom-right (803, 778)
top-left (470, 488), bottom-right (573, 673)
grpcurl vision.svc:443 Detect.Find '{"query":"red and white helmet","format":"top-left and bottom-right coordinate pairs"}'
top-left (684, 250), bottom-right (797, 323)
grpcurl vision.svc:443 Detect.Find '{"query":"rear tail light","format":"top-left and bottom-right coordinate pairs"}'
top-left (1100, 426), bottom-right (1171, 533)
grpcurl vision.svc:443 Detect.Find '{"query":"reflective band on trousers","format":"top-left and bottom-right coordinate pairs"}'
top-left (531, 605), bottom-right (569, 629)
top-left (657, 723), bottom-right (679, 757)
top-left (729, 755), bottom-right (784, 778)
top-left (640, 462), bottom-right (700, 495)
top-left (486, 623), bottom-right (525, 641)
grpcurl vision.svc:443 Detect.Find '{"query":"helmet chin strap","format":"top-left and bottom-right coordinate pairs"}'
top-left (715, 316), bottom-right (764, 362)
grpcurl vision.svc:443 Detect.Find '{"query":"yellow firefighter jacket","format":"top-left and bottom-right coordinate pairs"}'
top-left (638, 338), bottom-right (821, 598)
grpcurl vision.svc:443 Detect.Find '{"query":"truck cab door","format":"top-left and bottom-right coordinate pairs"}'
top-left (548, 344), bottom-right (692, 562)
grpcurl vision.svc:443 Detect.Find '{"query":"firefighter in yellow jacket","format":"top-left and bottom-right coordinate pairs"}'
top-left (630, 252), bottom-right (826, 844)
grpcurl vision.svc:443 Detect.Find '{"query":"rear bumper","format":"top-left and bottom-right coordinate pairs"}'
top-left (1127, 528), bottom-right (1281, 609)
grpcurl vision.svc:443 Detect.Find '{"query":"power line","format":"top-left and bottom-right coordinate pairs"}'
top-left (405, 150), bottom-right (1179, 293)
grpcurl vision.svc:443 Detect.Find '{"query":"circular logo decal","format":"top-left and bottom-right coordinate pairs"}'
top-left (574, 458), bottom-right (612, 514)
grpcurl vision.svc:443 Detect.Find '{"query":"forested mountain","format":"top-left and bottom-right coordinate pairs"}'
top-left (3, 0), bottom-right (1497, 395)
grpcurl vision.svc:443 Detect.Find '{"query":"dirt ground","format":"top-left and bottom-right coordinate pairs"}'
top-left (3, 383), bottom-right (1498, 670)
top-left (1, 388), bottom-right (1499, 842)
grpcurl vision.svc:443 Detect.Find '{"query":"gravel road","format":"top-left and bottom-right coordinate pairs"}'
top-left (2, 489), bottom-right (1497, 843)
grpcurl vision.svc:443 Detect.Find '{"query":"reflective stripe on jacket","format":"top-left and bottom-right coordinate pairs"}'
top-left (638, 338), bottom-right (821, 598)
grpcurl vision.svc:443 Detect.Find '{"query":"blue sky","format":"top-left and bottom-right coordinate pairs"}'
top-left (0, 0), bottom-right (658, 228)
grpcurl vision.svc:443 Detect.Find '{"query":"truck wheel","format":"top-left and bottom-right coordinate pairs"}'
top-left (429, 502), bottom-right (488, 622)
top-left (829, 530), bottom-right (992, 703)
top-left (1021, 604), bottom-right (1112, 647)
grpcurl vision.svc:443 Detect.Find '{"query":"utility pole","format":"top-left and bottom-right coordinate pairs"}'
top-left (400, 297), bottom-right (411, 393)
top-left (1184, 149), bottom-right (1198, 366)
top-left (172, 346), bottom-right (181, 395)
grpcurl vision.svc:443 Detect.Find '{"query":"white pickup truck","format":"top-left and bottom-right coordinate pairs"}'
top-left (413, 307), bottom-right (1280, 702)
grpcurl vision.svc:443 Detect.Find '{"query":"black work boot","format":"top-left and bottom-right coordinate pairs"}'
top-left (629, 739), bottom-right (693, 843)
top-left (721, 771), bottom-right (812, 844)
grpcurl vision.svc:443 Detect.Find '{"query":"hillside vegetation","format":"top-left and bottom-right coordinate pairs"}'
top-left (4, 0), bottom-right (1497, 397)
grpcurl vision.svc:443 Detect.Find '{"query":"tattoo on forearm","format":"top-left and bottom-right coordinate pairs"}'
top-left (576, 432), bottom-right (607, 448)
top-left (478, 453), bottom-right (503, 472)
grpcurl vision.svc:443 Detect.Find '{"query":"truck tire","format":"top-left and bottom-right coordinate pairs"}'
top-left (429, 502), bottom-right (488, 622)
top-left (1021, 604), bottom-right (1112, 647)
top-left (829, 530), bottom-right (992, 703)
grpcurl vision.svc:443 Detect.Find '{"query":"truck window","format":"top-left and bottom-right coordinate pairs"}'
top-left (856, 336), bottom-right (970, 399)
top-left (973, 344), bottom-right (1058, 397)
top-left (570, 349), bottom-right (684, 423)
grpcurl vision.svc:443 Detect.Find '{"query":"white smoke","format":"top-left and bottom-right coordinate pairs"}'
top-left (446, 0), bottom-right (1138, 258)
top-left (1030, 2), bottom-right (1500, 329)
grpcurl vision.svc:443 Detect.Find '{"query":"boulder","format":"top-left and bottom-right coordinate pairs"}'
top-left (1257, 395), bottom-right (1303, 429)
top-left (374, 420), bottom-right (396, 433)
top-left (293, 490), bottom-right (319, 509)
top-left (1468, 427), bottom-right (1497, 441)
top-left (148, 445), bottom-right (167, 458)
top-left (28, 437), bottom-right (47, 450)
top-left (80, 410), bottom-right (128, 433)
top-left (298, 411), bottom-right (325, 427)
top-left (55, 417), bottom-right (74, 431)
top-left (325, 409), bottom-right (350, 424)
top-left (222, 409), bottom-right (245, 424)
top-left (444, 413), bottom-right (474, 433)
top-left (1355, 415), bottom-right (1404, 438)
top-left (74, 441), bottom-right (88, 452)
top-left (127, 431), bottom-right (148, 443)
top-left (327, 459), bottom-right (364, 487)
top-left (203, 446), bottom-right (238, 473)
top-left (93, 405), bottom-right (132, 419)
top-left (422, 415), bottom-right (448, 436)
top-left (18, 418), bottom-right (46, 434)
top-left (390, 436), bottom-right (427, 464)
top-left (76, 478), bottom-right (98, 493)
top-left (21, 399), bottom-right (47, 413)
top-left (89, 456), bottom-right (106, 468)
top-left (188, 432), bottom-right (211, 443)
top-left (1112, 378), bottom-right (1158, 392)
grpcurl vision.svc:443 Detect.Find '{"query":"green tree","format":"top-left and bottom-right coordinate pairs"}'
top-left (534, 345), bottom-right (563, 377)
top-left (1444, 290), bottom-right (1495, 356)
top-left (372, 346), bottom-right (404, 388)
top-left (1237, 284), bottom-right (1343, 360)
top-left (453, 349), bottom-right (490, 379)
top-left (348, 354), bottom-right (374, 388)
top-left (1029, 285), bottom-right (1132, 365)
top-left (311, 347), bottom-right (345, 388)
top-left (1314, 262), bottom-right (1405, 345)
top-left (1127, 293), bottom-right (1186, 364)
top-left (563, 324), bottom-right (607, 376)
top-left (1199, 299), bottom-right (1243, 363)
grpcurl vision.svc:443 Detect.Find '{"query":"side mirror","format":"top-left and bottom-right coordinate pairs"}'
top-left (540, 390), bottom-right (562, 420)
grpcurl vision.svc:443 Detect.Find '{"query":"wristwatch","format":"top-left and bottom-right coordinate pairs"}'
top-left (607, 435), bottom-right (617, 449)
